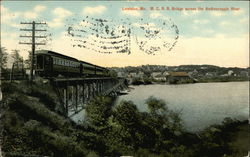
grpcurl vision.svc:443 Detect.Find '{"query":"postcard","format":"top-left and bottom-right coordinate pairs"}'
top-left (0, 1), bottom-right (249, 157)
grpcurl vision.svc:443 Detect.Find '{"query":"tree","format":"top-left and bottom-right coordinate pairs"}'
top-left (146, 96), bottom-right (167, 115)
top-left (108, 101), bottom-right (141, 153)
top-left (11, 49), bottom-right (23, 64)
top-left (113, 101), bottom-right (139, 127)
top-left (0, 47), bottom-right (8, 69)
top-left (85, 96), bottom-right (113, 128)
top-left (108, 70), bottom-right (117, 77)
top-left (24, 51), bottom-right (32, 69)
top-left (11, 50), bottom-right (24, 71)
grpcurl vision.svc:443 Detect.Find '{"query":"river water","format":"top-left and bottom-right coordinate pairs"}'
top-left (115, 81), bottom-right (249, 132)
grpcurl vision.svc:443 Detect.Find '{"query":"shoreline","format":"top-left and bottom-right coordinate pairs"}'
top-left (130, 79), bottom-right (249, 86)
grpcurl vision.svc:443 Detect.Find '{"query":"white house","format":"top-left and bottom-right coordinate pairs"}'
top-left (228, 70), bottom-right (234, 76)
top-left (151, 72), bottom-right (162, 78)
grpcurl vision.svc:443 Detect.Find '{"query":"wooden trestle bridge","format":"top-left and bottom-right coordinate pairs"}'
top-left (50, 77), bottom-right (127, 117)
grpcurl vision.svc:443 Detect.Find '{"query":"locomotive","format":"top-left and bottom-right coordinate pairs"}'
top-left (35, 50), bottom-right (109, 77)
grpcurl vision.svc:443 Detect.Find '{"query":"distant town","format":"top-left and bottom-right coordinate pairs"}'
top-left (110, 65), bottom-right (250, 85)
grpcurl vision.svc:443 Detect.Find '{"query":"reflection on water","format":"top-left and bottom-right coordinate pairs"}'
top-left (115, 82), bottom-right (249, 132)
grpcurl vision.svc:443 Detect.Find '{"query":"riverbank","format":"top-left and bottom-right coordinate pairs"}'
top-left (1, 81), bottom-right (248, 156)
top-left (197, 77), bottom-right (249, 83)
top-left (116, 82), bottom-right (249, 132)
top-left (130, 78), bottom-right (249, 85)
top-left (228, 121), bottom-right (249, 156)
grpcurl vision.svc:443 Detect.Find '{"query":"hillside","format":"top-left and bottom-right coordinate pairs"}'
top-left (0, 80), bottom-right (248, 157)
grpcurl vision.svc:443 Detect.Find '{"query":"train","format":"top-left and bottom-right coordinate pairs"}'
top-left (35, 50), bottom-right (110, 77)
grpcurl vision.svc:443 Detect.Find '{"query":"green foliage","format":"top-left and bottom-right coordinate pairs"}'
top-left (113, 101), bottom-right (139, 127)
top-left (146, 96), bottom-right (167, 114)
top-left (1, 81), bottom-right (90, 156)
top-left (85, 96), bottom-right (113, 127)
top-left (143, 76), bottom-right (153, 84)
top-left (11, 49), bottom-right (23, 64)
top-left (198, 76), bottom-right (249, 83)
top-left (131, 77), bottom-right (144, 85)
top-left (131, 77), bottom-right (153, 85)
top-left (22, 120), bottom-right (87, 157)
top-left (109, 70), bottom-right (118, 77)
top-left (2, 81), bottom-right (246, 156)
top-left (2, 81), bottom-right (61, 113)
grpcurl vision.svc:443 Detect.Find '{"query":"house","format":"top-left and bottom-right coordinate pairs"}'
top-left (117, 71), bottom-right (126, 77)
top-left (200, 66), bottom-right (208, 69)
top-left (192, 69), bottom-right (198, 76)
top-left (151, 72), bottom-right (162, 78)
top-left (128, 72), bottom-right (137, 78)
top-left (162, 71), bottom-right (170, 76)
top-left (228, 70), bottom-right (234, 76)
top-left (240, 71), bottom-right (249, 77)
top-left (205, 72), bottom-right (215, 78)
top-left (154, 74), bottom-right (166, 81)
top-left (220, 74), bottom-right (229, 77)
top-left (138, 71), bottom-right (144, 78)
top-left (167, 72), bottom-right (191, 84)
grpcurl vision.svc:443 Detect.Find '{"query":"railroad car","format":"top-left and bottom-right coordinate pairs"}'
top-left (35, 50), bottom-right (109, 77)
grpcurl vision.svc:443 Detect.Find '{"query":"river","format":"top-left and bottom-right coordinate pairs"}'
top-left (115, 81), bottom-right (249, 132)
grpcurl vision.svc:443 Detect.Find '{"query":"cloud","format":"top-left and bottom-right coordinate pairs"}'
top-left (24, 11), bottom-right (38, 19)
top-left (132, 22), bottom-right (156, 28)
top-left (178, 35), bottom-right (249, 68)
top-left (231, 8), bottom-right (244, 16)
top-left (192, 26), bottom-right (199, 30)
top-left (23, 5), bottom-right (46, 19)
top-left (214, 33), bottom-right (226, 38)
top-left (34, 5), bottom-right (46, 12)
top-left (122, 10), bottom-right (141, 17)
top-left (194, 19), bottom-right (210, 24)
top-left (1, 5), bottom-right (20, 24)
top-left (210, 11), bottom-right (225, 17)
top-left (1, 32), bottom-right (18, 39)
top-left (182, 10), bottom-right (200, 16)
top-left (1, 5), bottom-right (8, 13)
top-left (53, 7), bottom-right (72, 18)
top-left (79, 21), bottom-right (91, 27)
top-left (83, 5), bottom-right (107, 15)
top-left (219, 21), bottom-right (231, 27)
top-left (239, 17), bottom-right (248, 24)
top-left (1, 5), bottom-right (45, 29)
top-left (1, 4), bottom-right (46, 22)
top-left (150, 12), bottom-right (162, 18)
top-left (10, 23), bottom-right (21, 28)
top-left (48, 7), bottom-right (72, 28)
top-left (48, 18), bottom-right (64, 28)
top-left (203, 29), bottom-right (214, 34)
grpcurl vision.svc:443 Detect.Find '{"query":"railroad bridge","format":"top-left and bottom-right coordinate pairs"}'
top-left (50, 77), bottom-right (127, 117)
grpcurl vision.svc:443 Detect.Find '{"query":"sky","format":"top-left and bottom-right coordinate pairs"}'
top-left (1, 1), bottom-right (249, 68)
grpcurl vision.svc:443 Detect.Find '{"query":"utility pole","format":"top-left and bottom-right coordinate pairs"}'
top-left (19, 21), bottom-right (47, 81)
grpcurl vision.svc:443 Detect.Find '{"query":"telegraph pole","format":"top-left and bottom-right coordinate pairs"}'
top-left (19, 21), bottom-right (47, 81)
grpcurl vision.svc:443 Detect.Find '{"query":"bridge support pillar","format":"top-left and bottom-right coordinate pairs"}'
top-left (80, 82), bottom-right (84, 105)
top-left (83, 82), bottom-right (88, 104)
top-left (88, 82), bottom-right (91, 100)
top-left (63, 87), bottom-right (68, 116)
top-left (74, 85), bottom-right (78, 111)
top-left (92, 81), bottom-right (96, 98)
top-left (52, 78), bottom-right (126, 118)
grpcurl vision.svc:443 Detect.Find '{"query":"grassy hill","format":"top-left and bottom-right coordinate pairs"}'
top-left (0, 80), bottom-right (248, 157)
